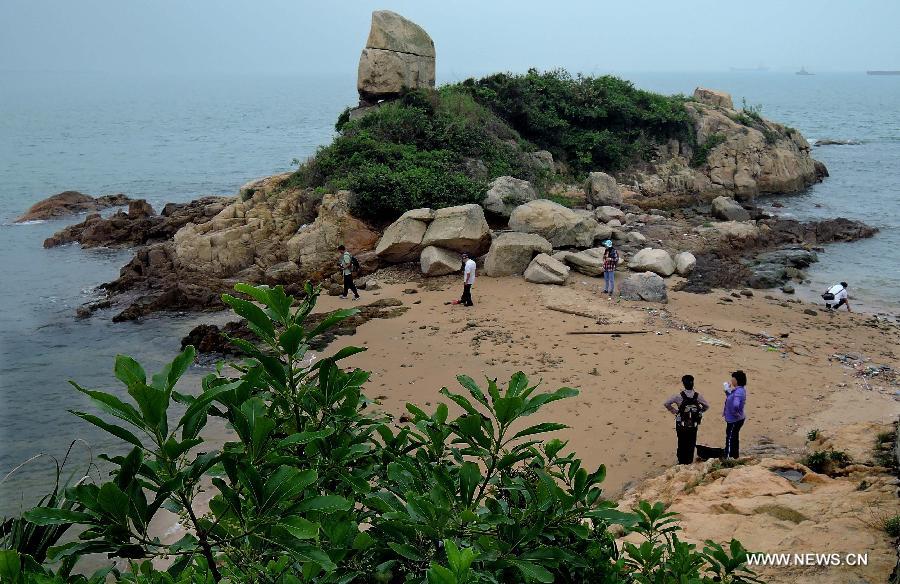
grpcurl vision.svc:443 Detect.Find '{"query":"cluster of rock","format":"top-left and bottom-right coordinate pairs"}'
top-left (357, 11), bottom-right (435, 106)
top-left (16, 191), bottom-right (132, 222)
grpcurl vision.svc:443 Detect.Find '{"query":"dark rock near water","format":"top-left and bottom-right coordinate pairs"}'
top-left (17, 191), bottom-right (132, 222)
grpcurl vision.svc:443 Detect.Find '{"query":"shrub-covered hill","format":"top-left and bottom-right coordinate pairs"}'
top-left (286, 69), bottom-right (693, 221)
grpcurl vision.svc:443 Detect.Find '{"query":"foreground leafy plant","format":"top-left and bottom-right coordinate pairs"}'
top-left (2, 282), bottom-right (760, 583)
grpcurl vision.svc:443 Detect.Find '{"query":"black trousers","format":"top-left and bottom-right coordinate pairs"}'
top-left (343, 274), bottom-right (359, 298)
top-left (676, 425), bottom-right (698, 464)
top-left (725, 419), bottom-right (744, 458)
top-left (460, 284), bottom-right (473, 306)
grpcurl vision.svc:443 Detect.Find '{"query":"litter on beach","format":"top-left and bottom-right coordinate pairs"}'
top-left (698, 336), bottom-right (731, 347)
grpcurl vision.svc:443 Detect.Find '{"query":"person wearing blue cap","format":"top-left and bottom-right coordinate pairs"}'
top-left (601, 239), bottom-right (618, 298)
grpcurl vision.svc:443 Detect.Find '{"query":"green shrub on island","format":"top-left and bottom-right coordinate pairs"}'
top-left (288, 69), bottom-right (696, 222)
top-left (1, 283), bottom-right (760, 583)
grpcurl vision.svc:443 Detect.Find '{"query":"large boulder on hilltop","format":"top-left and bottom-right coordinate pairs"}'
top-left (584, 172), bottom-right (623, 206)
top-left (618, 272), bottom-right (668, 303)
top-left (711, 196), bottom-right (751, 222)
top-left (508, 199), bottom-right (600, 248)
top-left (524, 253), bottom-right (570, 284)
top-left (17, 191), bottom-right (132, 222)
top-left (483, 232), bottom-right (552, 277)
top-left (628, 248), bottom-right (676, 277)
top-left (692, 87), bottom-right (734, 109)
top-left (421, 204), bottom-right (491, 255)
top-left (674, 252), bottom-right (697, 276)
top-left (286, 192), bottom-right (380, 277)
top-left (483, 176), bottom-right (538, 217)
top-left (420, 246), bottom-right (461, 276)
top-left (375, 208), bottom-right (433, 262)
top-left (357, 11), bottom-right (435, 103)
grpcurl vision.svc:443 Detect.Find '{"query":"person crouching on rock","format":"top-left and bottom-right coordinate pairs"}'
top-left (664, 375), bottom-right (709, 464)
top-left (338, 245), bottom-right (360, 301)
top-left (823, 281), bottom-right (851, 312)
top-left (601, 239), bottom-right (618, 299)
top-left (452, 252), bottom-right (476, 307)
top-left (723, 370), bottom-right (747, 458)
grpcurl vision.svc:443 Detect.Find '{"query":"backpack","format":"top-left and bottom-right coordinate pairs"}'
top-left (350, 255), bottom-right (361, 273)
top-left (821, 285), bottom-right (841, 301)
top-left (678, 391), bottom-right (703, 428)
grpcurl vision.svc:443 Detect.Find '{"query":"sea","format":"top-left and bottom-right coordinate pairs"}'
top-left (1, 70), bottom-right (898, 516)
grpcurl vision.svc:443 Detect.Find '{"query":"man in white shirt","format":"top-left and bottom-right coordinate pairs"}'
top-left (824, 281), bottom-right (850, 312)
top-left (454, 252), bottom-right (476, 307)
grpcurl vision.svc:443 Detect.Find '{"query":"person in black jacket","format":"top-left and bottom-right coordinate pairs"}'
top-left (663, 375), bottom-right (710, 464)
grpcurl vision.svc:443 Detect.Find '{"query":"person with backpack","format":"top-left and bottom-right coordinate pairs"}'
top-left (337, 244), bottom-right (360, 301)
top-left (822, 281), bottom-right (851, 312)
top-left (663, 375), bottom-right (710, 464)
top-left (601, 239), bottom-right (619, 299)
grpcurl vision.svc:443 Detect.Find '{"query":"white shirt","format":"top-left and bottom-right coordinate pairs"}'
top-left (463, 258), bottom-right (476, 284)
top-left (828, 284), bottom-right (847, 303)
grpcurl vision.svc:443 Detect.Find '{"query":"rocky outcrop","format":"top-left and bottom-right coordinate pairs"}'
top-left (595, 205), bottom-right (625, 223)
top-left (628, 248), bottom-right (676, 277)
top-left (746, 248), bottom-right (819, 289)
top-left (483, 232), bottom-right (552, 277)
top-left (43, 197), bottom-right (228, 249)
top-left (711, 196), bottom-right (750, 222)
top-left (357, 11), bottom-right (435, 104)
top-left (618, 272), bottom-right (668, 303)
top-left (523, 253), bottom-right (569, 284)
top-left (565, 248), bottom-right (606, 276)
top-left (523, 150), bottom-right (554, 174)
top-left (692, 87), bottom-right (733, 109)
top-left (483, 176), bottom-right (538, 218)
top-left (420, 246), bottom-right (461, 276)
top-left (508, 199), bottom-right (600, 248)
top-left (674, 251), bottom-right (697, 276)
top-left (16, 191), bottom-right (132, 222)
top-left (584, 172), bottom-right (623, 206)
top-left (420, 204), bottom-right (491, 255)
top-left (375, 208), bottom-right (433, 262)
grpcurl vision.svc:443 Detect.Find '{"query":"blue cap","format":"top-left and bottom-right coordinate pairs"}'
top-left (603, 239), bottom-right (613, 247)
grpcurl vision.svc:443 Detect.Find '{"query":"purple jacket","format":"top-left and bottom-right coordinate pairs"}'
top-left (723, 386), bottom-right (746, 422)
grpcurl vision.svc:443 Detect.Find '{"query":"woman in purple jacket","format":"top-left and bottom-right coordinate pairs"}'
top-left (723, 370), bottom-right (747, 458)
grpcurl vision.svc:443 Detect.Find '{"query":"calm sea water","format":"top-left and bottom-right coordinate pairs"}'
top-left (1, 70), bottom-right (897, 515)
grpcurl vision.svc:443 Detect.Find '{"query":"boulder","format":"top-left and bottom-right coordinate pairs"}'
top-left (483, 232), bottom-right (552, 277)
top-left (618, 272), bottom-right (668, 303)
top-left (674, 251), bottom-right (697, 275)
top-left (692, 87), bottom-right (734, 109)
top-left (357, 11), bottom-right (435, 103)
top-left (264, 261), bottom-right (302, 283)
top-left (584, 172), bottom-right (623, 206)
top-left (625, 231), bottom-right (647, 245)
top-left (483, 176), bottom-right (538, 217)
top-left (565, 248), bottom-right (605, 276)
top-left (595, 205), bottom-right (625, 223)
top-left (708, 221), bottom-right (760, 240)
top-left (17, 191), bottom-right (132, 222)
top-left (523, 150), bottom-right (554, 173)
top-left (712, 196), bottom-right (751, 222)
top-left (524, 253), bottom-right (570, 285)
top-left (376, 208), bottom-right (432, 262)
top-left (421, 204), bottom-right (491, 255)
top-left (628, 248), bottom-right (676, 277)
top-left (508, 199), bottom-right (600, 248)
top-left (420, 246), bottom-right (461, 276)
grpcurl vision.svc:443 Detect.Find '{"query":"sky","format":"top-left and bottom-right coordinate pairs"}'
top-left (2, 0), bottom-right (899, 79)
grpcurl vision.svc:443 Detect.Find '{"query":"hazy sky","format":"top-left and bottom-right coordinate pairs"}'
top-left (3, 0), bottom-right (899, 78)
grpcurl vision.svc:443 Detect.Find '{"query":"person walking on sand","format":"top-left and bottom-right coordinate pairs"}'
top-left (723, 370), bottom-right (747, 458)
top-left (601, 239), bottom-right (618, 299)
top-left (452, 252), bottom-right (476, 307)
top-left (823, 281), bottom-right (851, 312)
top-left (337, 245), bottom-right (360, 301)
top-left (664, 375), bottom-right (710, 464)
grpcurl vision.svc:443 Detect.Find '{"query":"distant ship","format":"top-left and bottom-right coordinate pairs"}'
top-left (796, 66), bottom-right (814, 76)
top-left (867, 70), bottom-right (900, 76)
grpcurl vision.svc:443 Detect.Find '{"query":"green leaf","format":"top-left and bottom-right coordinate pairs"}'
top-left (280, 516), bottom-right (320, 540)
top-left (24, 507), bottom-right (95, 526)
top-left (456, 375), bottom-right (489, 407)
top-left (296, 495), bottom-right (352, 513)
top-left (388, 542), bottom-right (424, 561)
top-left (98, 482), bottom-right (130, 522)
top-left (166, 345), bottom-right (196, 390)
top-left (72, 383), bottom-right (145, 429)
top-left (277, 428), bottom-right (335, 448)
top-left (0, 550), bottom-right (20, 581)
top-left (493, 396), bottom-right (524, 425)
top-left (72, 411), bottom-right (144, 449)
top-left (222, 294), bottom-right (276, 338)
top-left (512, 422), bottom-right (568, 441)
top-left (127, 383), bottom-right (168, 430)
top-left (509, 559), bottom-right (554, 583)
top-left (427, 564), bottom-right (456, 584)
top-left (279, 325), bottom-right (306, 357)
top-left (308, 308), bottom-right (359, 339)
top-left (114, 354), bottom-right (146, 387)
